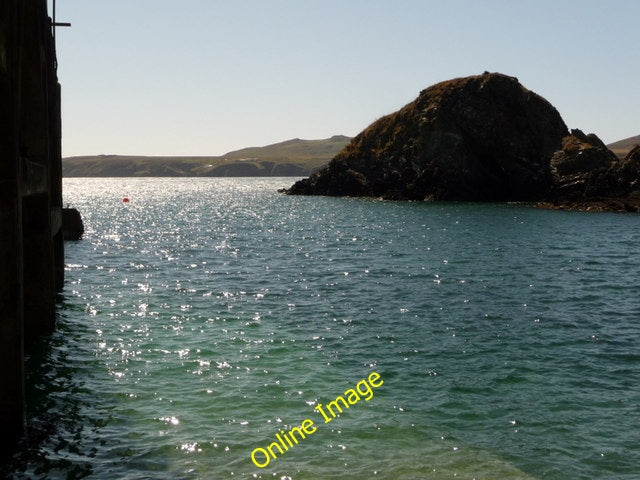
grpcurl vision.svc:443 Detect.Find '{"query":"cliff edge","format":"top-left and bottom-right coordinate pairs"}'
top-left (285, 73), bottom-right (640, 211)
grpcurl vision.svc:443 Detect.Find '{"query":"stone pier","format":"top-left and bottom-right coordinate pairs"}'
top-left (0, 0), bottom-right (65, 453)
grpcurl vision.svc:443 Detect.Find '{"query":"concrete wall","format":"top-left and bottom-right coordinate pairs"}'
top-left (0, 0), bottom-right (64, 453)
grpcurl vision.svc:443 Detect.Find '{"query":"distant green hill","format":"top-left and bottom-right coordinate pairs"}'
top-left (607, 134), bottom-right (640, 159)
top-left (62, 135), bottom-right (351, 177)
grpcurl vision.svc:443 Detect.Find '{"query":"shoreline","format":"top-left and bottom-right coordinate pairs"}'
top-left (535, 196), bottom-right (640, 213)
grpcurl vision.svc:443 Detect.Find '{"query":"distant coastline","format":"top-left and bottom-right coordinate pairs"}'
top-left (63, 132), bottom-right (638, 179)
top-left (62, 136), bottom-right (351, 177)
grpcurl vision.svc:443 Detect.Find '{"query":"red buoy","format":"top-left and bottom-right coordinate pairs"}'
top-left (123, 197), bottom-right (130, 203)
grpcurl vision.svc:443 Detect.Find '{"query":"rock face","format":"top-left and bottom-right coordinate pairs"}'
top-left (612, 145), bottom-right (640, 193)
top-left (550, 129), bottom-right (618, 198)
top-left (285, 73), bottom-right (640, 209)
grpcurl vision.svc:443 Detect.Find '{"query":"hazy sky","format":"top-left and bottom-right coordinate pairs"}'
top-left (54, 0), bottom-right (639, 157)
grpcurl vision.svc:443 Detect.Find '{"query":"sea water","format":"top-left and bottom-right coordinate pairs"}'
top-left (5, 177), bottom-right (640, 479)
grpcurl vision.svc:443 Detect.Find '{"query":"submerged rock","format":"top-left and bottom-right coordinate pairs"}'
top-left (285, 73), bottom-right (639, 210)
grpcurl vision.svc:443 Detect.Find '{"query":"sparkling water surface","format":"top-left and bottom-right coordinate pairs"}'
top-left (6, 177), bottom-right (640, 479)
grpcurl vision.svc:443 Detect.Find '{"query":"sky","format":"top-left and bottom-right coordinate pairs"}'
top-left (53, 0), bottom-right (639, 158)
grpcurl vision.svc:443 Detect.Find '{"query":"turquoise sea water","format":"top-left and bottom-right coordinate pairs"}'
top-left (5, 177), bottom-right (640, 479)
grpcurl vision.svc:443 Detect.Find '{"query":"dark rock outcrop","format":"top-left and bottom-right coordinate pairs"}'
top-left (285, 73), bottom-right (640, 210)
top-left (612, 144), bottom-right (640, 192)
top-left (549, 129), bottom-right (618, 198)
top-left (62, 208), bottom-right (84, 240)
top-left (545, 139), bottom-right (640, 211)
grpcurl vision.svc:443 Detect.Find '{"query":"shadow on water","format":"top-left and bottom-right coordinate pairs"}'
top-left (1, 298), bottom-right (95, 480)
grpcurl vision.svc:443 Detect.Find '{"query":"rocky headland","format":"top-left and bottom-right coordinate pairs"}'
top-left (284, 73), bottom-right (640, 212)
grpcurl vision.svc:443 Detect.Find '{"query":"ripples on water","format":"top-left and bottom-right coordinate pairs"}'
top-left (5, 178), bottom-right (640, 479)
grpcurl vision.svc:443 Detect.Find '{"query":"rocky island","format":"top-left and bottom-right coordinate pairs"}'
top-left (284, 73), bottom-right (640, 212)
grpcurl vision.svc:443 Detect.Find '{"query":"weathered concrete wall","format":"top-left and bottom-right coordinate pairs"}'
top-left (0, 0), bottom-right (64, 453)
